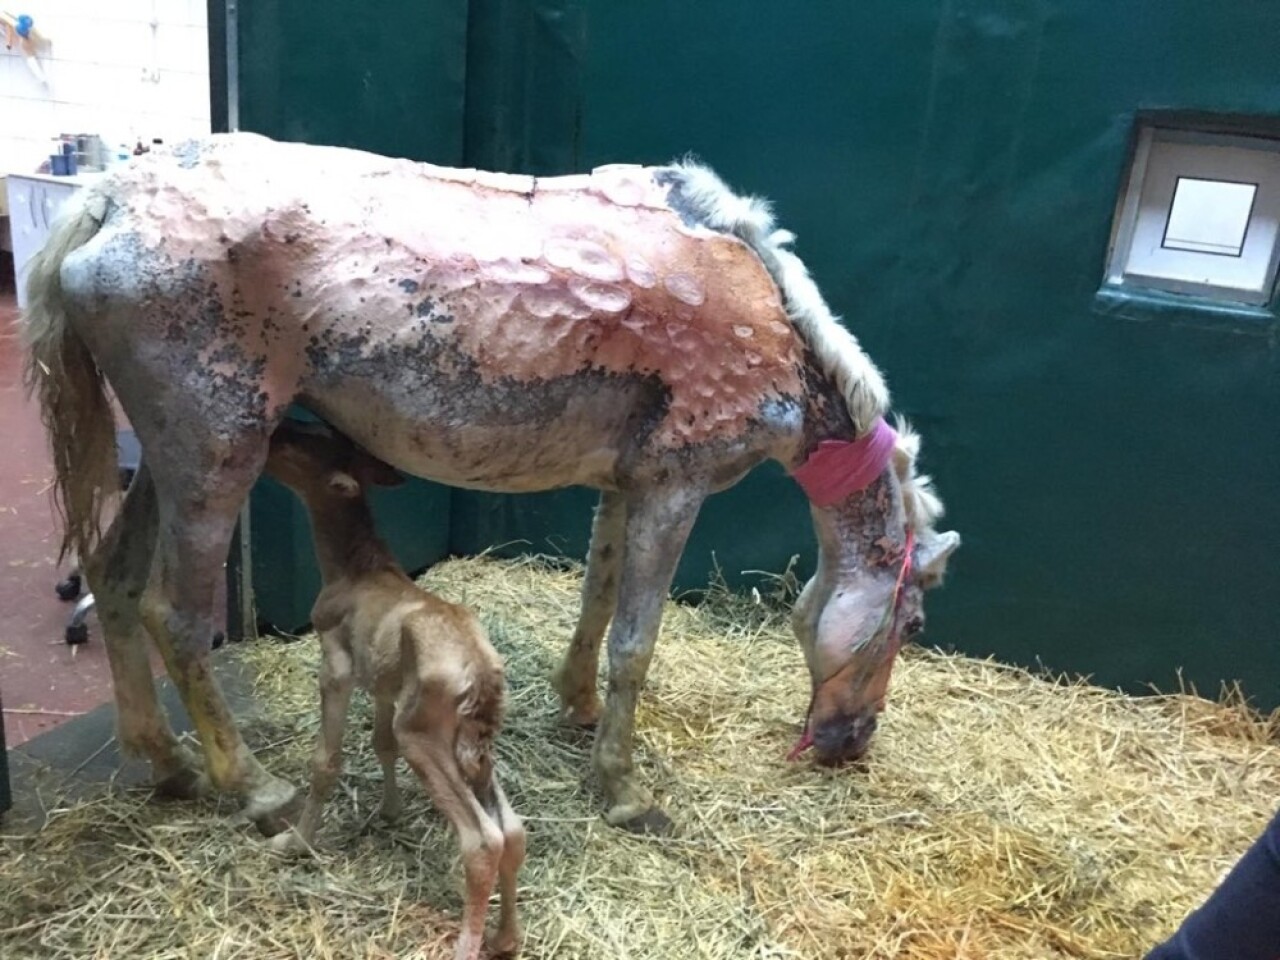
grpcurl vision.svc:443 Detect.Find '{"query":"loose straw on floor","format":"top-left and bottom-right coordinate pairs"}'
top-left (1, 555), bottom-right (1276, 959)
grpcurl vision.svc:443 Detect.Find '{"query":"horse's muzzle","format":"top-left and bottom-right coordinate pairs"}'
top-left (811, 709), bottom-right (878, 766)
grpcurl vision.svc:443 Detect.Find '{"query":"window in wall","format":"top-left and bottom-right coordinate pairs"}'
top-left (1106, 126), bottom-right (1280, 306)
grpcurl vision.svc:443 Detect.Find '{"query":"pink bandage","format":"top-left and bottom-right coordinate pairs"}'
top-left (791, 416), bottom-right (897, 507)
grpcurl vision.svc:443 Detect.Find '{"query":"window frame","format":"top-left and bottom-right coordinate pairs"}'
top-left (1105, 126), bottom-right (1280, 307)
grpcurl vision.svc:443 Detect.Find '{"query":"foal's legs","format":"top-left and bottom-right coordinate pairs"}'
top-left (552, 491), bottom-right (626, 726)
top-left (373, 697), bottom-right (402, 822)
top-left (271, 633), bottom-right (354, 854)
top-left (138, 428), bottom-right (297, 832)
top-left (484, 776), bottom-right (525, 956)
top-left (84, 463), bottom-right (206, 797)
top-left (593, 486), bottom-right (703, 833)
top-left (396, 716), bottom-right (505, 960)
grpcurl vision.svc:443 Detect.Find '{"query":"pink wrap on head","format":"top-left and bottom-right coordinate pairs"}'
top-left (791, 416), bottom-right (898, 506)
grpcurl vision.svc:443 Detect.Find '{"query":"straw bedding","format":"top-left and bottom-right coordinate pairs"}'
top-left (2, 555), bottom-right (1278, 959)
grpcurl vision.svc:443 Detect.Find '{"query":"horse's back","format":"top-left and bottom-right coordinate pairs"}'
top-left (58, 133), bottom-right (808, 485)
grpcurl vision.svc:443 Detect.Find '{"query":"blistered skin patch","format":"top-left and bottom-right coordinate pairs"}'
top-left (98, 137), bottom-right (805, 467)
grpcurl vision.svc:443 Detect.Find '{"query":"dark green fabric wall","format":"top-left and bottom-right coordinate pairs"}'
top-left (233, 1), bottom-right (1280, 708)
top-left (0, 690), bottom-right (10, 814)
top-left (234, 1), bottom-right (468, 629)
top-left (238, 0), bottom-right (468, 163)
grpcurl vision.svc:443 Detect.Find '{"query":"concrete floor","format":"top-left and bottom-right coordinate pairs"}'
top-left (3, 649), bottom-right (262, 828)
top-left (0, 292), bottom-right (130, 747)
top-left (0, 291), bottom-right (229, 749)
top-left (0, 285), bottom-right (238, 818)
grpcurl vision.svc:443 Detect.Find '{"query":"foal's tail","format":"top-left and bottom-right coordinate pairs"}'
top-left (21, 190), bottom-right (117, 563)
top-left (454, 663), bottom-right (506, 797)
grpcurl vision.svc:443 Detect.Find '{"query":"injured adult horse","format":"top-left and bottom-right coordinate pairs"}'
top-left (23, 133), bottom-right (959, 833)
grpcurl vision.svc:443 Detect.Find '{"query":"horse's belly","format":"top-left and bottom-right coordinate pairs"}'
top-left (300, 367), bottom-right (660, 492)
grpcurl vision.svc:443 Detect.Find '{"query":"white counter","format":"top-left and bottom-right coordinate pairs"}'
top-left (4, 170), bottom-right (107, 307)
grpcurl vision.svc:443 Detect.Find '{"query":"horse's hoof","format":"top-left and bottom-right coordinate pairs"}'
top-left (152, 764), bottom-right (211, 802)
top-left (268, 829), bottom-right (310, 857)
top-left (152, 744), bottom-right (211, 801)
top-left (557, 696), bottom-right (602, 729)
top-left (561, 711), bottom-right (600, 732)
top-left (608, 805), bottom-right (674, 836)
top-left (250, 793), bottom-right (303, 838)
top-left (550, 667), bottom-right (603, 729)
top-left (245, 779), bottom-right (301, 837)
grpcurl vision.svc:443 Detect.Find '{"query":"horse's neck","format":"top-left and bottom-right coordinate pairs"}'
top-left (810, 473), bottom-right (898, 578)
top-left (792, 351), bottom-right (860, 466)
top-left (303, 497), bottom-right (397, 584)
top-left (797, 355), bottom-right (900, 578)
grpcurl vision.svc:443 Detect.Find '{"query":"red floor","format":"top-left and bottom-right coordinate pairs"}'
top-left (0, 293), bottom-right (144, 746)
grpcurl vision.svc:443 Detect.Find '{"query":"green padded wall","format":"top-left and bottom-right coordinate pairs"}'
top-left (230, 1), bottom-right (1280, 709)
top-left (237, 0), bottom-right (468, 162)
top-left (455, 1), bottom-right (1280, 707)
top-left (0, 690), bottom-right (10, 816)
top-left (234, 1), bottom-right (469, 631)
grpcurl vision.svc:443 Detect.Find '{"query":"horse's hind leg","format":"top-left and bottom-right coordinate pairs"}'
top-left (552, 491), bottom-right (626, 727)
top-left (139, 427), bottom-right (297, 833)
top-left (84, 462), bottom-right (208, 798)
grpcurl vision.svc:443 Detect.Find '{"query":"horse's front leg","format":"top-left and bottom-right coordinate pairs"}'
top-left (593, 486), bottom-right (704, 834)
top-left (552, 490), bottom-right (626, 727)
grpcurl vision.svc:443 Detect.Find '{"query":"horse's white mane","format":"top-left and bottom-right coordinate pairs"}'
top-left (664, 159), bottom-right (889, 434)
top-left (891, 417), bottom-right (946, 534)
top-left (664, 159), bottom-right (944, 530)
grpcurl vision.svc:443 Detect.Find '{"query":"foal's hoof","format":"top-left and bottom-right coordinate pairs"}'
top-left (377, 797), bottom-right (403, 824)
top-left (485, 926), bottom-right (522, 957)
top-left (607, 805), bottom-right (674, 836)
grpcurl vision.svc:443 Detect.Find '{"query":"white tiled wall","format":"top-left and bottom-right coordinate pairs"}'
top-left (0, 0), bottom-right (210, 174)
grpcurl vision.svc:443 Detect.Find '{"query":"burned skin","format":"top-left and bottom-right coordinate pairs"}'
top-left (70, 138), bottom-right (806, 497)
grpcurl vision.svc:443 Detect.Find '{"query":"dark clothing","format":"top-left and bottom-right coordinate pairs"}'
top-left (1147, 808), bottom-right (1280, 960)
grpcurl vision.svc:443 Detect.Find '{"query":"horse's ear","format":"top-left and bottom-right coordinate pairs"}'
top-left (914, 529), bottom-right (960, 589)
top-left (327, 471), bottom-right (362, 498)
top-left (352, 448), bottom-right (405, 488)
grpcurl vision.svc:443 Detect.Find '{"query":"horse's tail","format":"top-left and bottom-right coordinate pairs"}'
top-left (657, 158), bottom-right (890, 435)
top-left (21, 190), bottom-right (117, 563)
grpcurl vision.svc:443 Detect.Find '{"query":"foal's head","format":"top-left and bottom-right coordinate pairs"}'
top-left (265, 419), bottom-right (404, 504)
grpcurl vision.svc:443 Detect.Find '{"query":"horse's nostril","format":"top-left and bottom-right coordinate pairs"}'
top-left (848, 714), bottom-right (877, 752)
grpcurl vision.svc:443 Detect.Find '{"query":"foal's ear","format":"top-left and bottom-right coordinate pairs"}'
top-left (327, 471), bottom-right (362, 498)
top-left (351, 448), bottom-right (405, 488)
